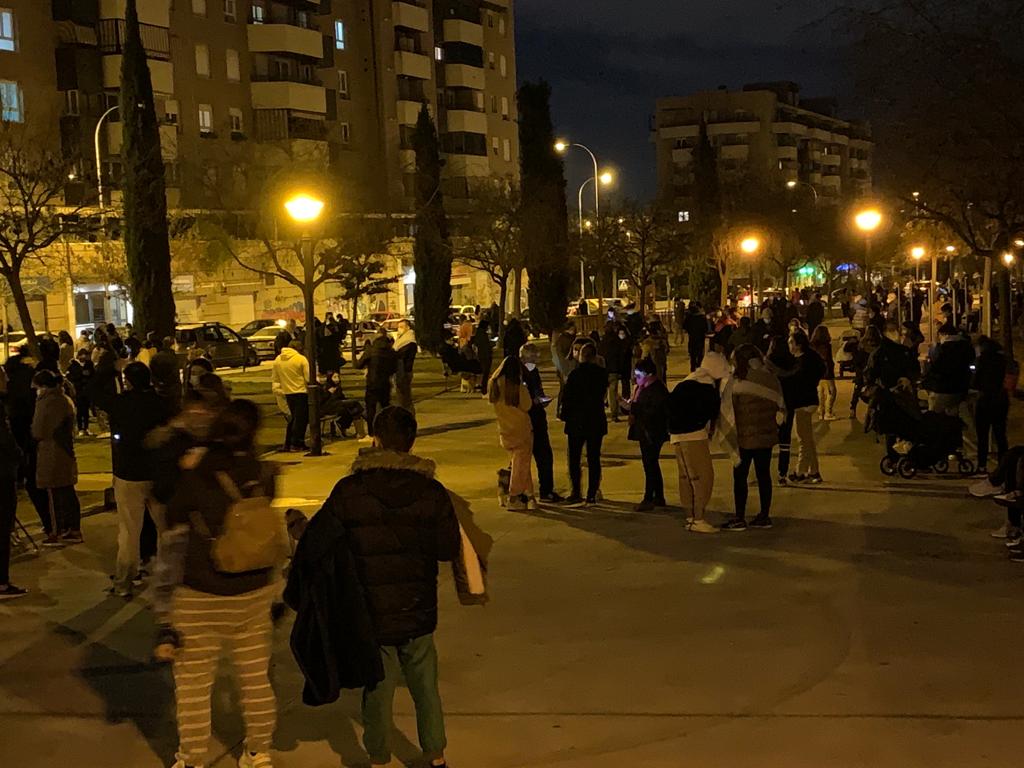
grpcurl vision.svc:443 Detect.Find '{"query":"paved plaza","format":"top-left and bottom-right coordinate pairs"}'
top-left (1, 345), bottom-right (1021, 768)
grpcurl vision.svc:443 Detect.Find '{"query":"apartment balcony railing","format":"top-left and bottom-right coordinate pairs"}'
top-left (251, 70), bottom-right (323, 86)
top-left (254, 109), bottom-right (327, 142)
top-left (249, 6), bottom-right (318, 29)
top-left (96, 19), bottom-right (170, 60)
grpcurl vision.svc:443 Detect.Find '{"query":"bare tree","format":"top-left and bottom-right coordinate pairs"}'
top-left (608, 205), bottom-right (689, 310)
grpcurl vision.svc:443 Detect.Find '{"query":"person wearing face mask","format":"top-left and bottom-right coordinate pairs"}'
top-left (489, 356), bottom-right (535, 511)
top-left (599, 322), bottom-right (630, 422)
top-left (621, 358), bottom-right (669, 511)
top-left (31, 369), bottom-right (82, 546)
top-left (520, 344), bottom-right (562, 503)
top-left (150, 337), bottom-right (183, 413)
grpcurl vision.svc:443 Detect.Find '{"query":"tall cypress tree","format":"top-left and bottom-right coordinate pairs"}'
top-left (691, 119), bottom-right (723, 305)
top-left (411, 104), bottom-right (450, 353)
top-left (120, 0), bottom-right (175, 338)
top-left (518, 81), bottom-right (569, 334)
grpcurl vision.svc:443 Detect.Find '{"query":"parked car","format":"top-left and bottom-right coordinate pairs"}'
top-left (351, 320), bottom-right (381, 349)
top-left (0, 330), bottom-right (28, 364)
top-left (175, 322), bottom-right (257, 368)
top-left (246, 325), bottom-right (282, 362)
top-left (238, 318), bottom-right (285, 338)
top-left (378, 318), bottom-right (407, 341)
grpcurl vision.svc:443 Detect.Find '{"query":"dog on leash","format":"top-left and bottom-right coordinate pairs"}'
top-left (497, 467), bottom-right (511, 507)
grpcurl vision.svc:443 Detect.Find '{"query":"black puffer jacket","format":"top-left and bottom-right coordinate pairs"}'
top-left (320, 448), bottom-right (460, 646)
top-left (356, 335), bottom-right (398, 392)
top-left (787, 351), bottom-right (825, 409)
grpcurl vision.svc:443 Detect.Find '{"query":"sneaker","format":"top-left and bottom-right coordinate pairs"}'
top-left (539, 492), bottom-right (565, 503)
top-left (749, 515), bottom-right (774, 529)
top-left (970, 478), bottom-right (1003, 498)
top-left (994, 491), bottom-right (1023, 505)
top-left (506, 496), bottom-right (527, 512)
top-left (585, 496), bottom-right (598, 505)
top-left (991, 523), bottom-right (1011, 539)
top-left (1006, 528), bottom-right (1023, 547)
top-left (777, 475), bottom-right (788, 486)
top-left (1010, 548), bottom-right (1024, 563)
top-left (525, 495), bottom-right (539, 511)
top-left (238, 752), bottom-right (273, 768)
top-left (0, 584), bottom-right (28, 600)
top-left (61, 530), bottom-right (84, 545)
top-left (688, 518), bottom-right (719, 534)
top-left (788, 473), bottom-right (807, 484)
top-left (804, 474), bottom-right (823, 485)
top-left (635, 499), bottom-right (656, 512)
top-left (721, 518), bottom-right (748, 532)
top-left (564, 494), bottom-right (584, 506)
top-left (107, 585), bottom-right (133, 600)
top-left (41, 534), bottom-right (64, 548)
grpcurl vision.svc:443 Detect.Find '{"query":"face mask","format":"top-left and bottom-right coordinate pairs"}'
top-left (618, 333), bottom-right (627, 340)
top-left (524, 362), bottom-right (537, 371)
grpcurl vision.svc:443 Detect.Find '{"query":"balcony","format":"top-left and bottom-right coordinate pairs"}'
top-left (443, 19), bottom-right (483, 46)
top-left (446, 109), bottom-right (487, 134)
top-left (444, 154), bottom-right (490, 178)
top-left (395, 51), bottom-right (432, 80)
top-left (671, 147), bottom-right (693, 163)
top-left (772, 121), bottom-right (808, 136)
top-left (776, 145), bottom-right (798, 161)
top-left (397, 100), bottom-right (422, 125)
top-left (393, 1), bottom-right (429, 32)
top-left (99, 0), bottom-right (171, 28)
top-left (107, 122), bottom-right (178, 159)
top-left (250, 81), bottom-right (326, 113)
top-left (821, 153), bottom-right (842, 166)
top-left (97, 19), bottom-right (170, 59)
top-left (253, 110), bottom-right (327, 146)
top-left (720, 144), bottom-right (749, 161)
top-left (707, 120), bottom-right (760, 136)
top-left (102, 55), bottom-right (173, 93)
top-left (445, 63), bottom-right (484, 89)
top-left (247, 23), bottom-right (323, 59)
top-left (821, 175), bottom-right (842, 188)
top-left (659, 124), bottom-right (699, 140)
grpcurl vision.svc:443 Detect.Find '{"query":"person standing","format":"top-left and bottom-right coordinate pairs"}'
top-left (973, 336), bottom-right (1009, 474)
top-left (560, 344), bottom-right (608, 504)
top-left (489, 356), bottom-right (535, 511)
top-left (721, 345), bottom-right (785, 531)
top-left (922, 323), bottom-right (976, 415)
top-left (623, 358), bottom-right (669, 512)
top-left (162, 400), bottom-right (285, 768)
top-left (65, 348), bottom-right (95, 436)
top-left (668, 351), bottom-right (727, 533)
top-left (787, 331), bottom-right (825, 484)
top-left (673, 298), bottom-right (687, 346)
top-left (0, 401), bottom-right (26, 599)
top-left (357, 331), bottom-right (398, 436)
top-left (150, 336), bottom-right (183, 412)
top-left (551, 322), bottom-right (578, 408)
top-left (92, 362), bottom-right (173, 598)
top-left (57, 330), bottom-right (75, 374)
top-left (271, 340), bottom-right (310, 452)
top-left (684, 301), bottom-right (708, 372)
top-left (521, 343), bottom-right (561, 503)
top-left (810, 325), bottom-right (837, 421)
top-left (393, 319), bottom-right (418, 414)
top-left (805, 292), bottom-right (825, 335)
top-left (289, 406), bottom-right (460, 768)
top-left (473, 320), bottom-right (494, 394)
top-left (31, 369), bottom-right (82, 546)
top-left (599, 322), bottom-right (629, 422)
top-left (502, 317), bottom-right (527, 360)
top-left (767, 336), bottom-right (799, 483)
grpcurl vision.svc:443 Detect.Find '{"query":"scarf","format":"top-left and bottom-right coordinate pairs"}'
top-left (718, 361), bottom-right (784, 466)
top-left (394, 329), bottom-right (417, 351)
top-left (630, 372), bottom-right (657, 405)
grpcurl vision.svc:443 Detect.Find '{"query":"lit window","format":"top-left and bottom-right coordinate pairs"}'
top-left (499, 55), bottom-right (507, 77)
top-left (226, 49), bottom-right (240, 81)
top-left (229, 107), bottom-right (243, 133)
top-left (164, 99), bottom-right (180, 125)
top-left (434, 45), bottom-right (443, 61)
top-left (0, 80), bottom-right (22, 122)
top-left (198, 104), bottom-right (213, 134)
top-left (488, 51), bottom-right (495, 69)
top-left (224, 0), bottom-right (236, 21)
top-left (0, 9), bottom-right (15, 52)
top-left (195, 44), bottom-right (210, 77)
top-left (250, 2), bottom-right (264, 23)
top-left (335, 19), bottom-right (345, 50)
top-left (338, 70), bottom-right (349, 97)
top-left (499, 16), bottom-right (506, 36)
top-left (503, 138), bottom-right (511, 162)
top-left (678, 210), bottom-right (690, 223)
top-left (491, 136), bottom-right (499, 156)
top-left (192, 0), bottom-right (207, 15)
top-left (340, 122), bottom-right (351, 144)
top-left (500, 96), bottom-right (509, 119)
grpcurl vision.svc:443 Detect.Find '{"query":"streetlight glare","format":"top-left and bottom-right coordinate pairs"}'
top-left (740, 236), bottom-right (761, 255)
top-left (284, 193), bottom-right (325, 223)
top-left (554, 140), bottom-right (568, 153)
top-left (1003, 252), bottom-right (1016, 267)
top-left (786, 180), bottom-right (797, 189)
top-left (854, 208), bottom-right (882, 232)
top-left (911, 246), bottom-right (926, 260)
top-left (945, 245), bottom-right (957, 254)
top-left (599, 171), bottom-right (614, 186)
top-left (1014, 238), bottom-right (1024, 248)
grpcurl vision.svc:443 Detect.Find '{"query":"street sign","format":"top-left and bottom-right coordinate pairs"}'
top-left (618, 279), bottom-right (629, 291)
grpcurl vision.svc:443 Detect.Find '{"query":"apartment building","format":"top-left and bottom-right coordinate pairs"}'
top-left (0, 0), bottom-right (518, 330)
top-left (653, 82), bottom-right (873, 213)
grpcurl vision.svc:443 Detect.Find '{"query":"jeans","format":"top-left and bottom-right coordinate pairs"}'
top-left (976, 393), bottom-right (1009, 469)
top-left (817, 380), bottom-right (837, 418)
top-left (365, 387), bottom-right (390, 436)
top-left (794, 408), bottom-right (819, 476)
top-left (284, 392), bottom-right (309, 449)
top-left (607, 374), bottom-right (621, 419)
top-left (75, 396), bottom-right (91, 432)
top-left (568, 433), bottom-right (603, 499)
top-left (362, 633), bottom-right (447, 765)
top-left (674, 439), bottom-right (713, 519)
top-left (0, 476), bottom-right (15, 584)
top-left (640, 439), bottom-right (665, 503)
top-left (47, 485), bottom-right (81, 534)
top-left (395, 370), bottom-right (415, 414)
top-left (777, 410), bottom-right (795, 477)
top-left (688, 337), bottom-right (705, 372)
top-left (733, 447), bottom-right (773, 519)
top-left (532, 414), bottom-right (555, 497)
top-left (113, 478), bottom-right (165, 592)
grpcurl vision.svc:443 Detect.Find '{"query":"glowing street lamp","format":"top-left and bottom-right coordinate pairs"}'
top-left (557, 138), bottom-right (608, 297)
top-left (854, 208), bottom-right (882, 233)
top-left (910, 246), bottom-right (925, 282)
top-left (1004, 252), bottom-right (1016, 267)
top-left (945, 245), bottom-right (957, 254)
top-left (740, 236), bottom-right (761, 255)
top-left (284, 192), bottom-right (326, 456)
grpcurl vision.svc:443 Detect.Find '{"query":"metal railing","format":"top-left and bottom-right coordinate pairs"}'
top-left (96, 20), bottom-right (171, 60)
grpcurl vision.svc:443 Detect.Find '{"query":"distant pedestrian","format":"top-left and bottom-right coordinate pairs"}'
top-left (65, 348), bottom-right (95, 436)
top-left (787, 331), bottom-right (825, 484)
top-left (684, 301), bottom-right (708, 372)
top-left (393, 319), bottom-right (418, 414)
top-left (272, 340), bottom-right (310, 452)
top-left (973, 336), bottom-right (1009, 474)
top-left (356, 331), bottom-right (397, 436)
top-left (57, 330), bottom-right (75, 374)
top-left (599, 322), bottom-right (630, 421)
top-left (0, 401), bottom-right (26, 599)
top-left (805, 292), bottom-right (825, 334)
top-left (502, 317), bottom-right (527, 360)
top-left (456, 320), bottom-right (478, 393)
top-left (622, 357), bottom-right (669, 512)
top-left (810, 325), bottom-right (837, 421)
top-left (766, 337), bottom-right (798, 483)
top-left (560, 344), bottom-right (608, 505)
top-left (473, 320), bottom-right (494, 393)
top-left (489, 356), bottom-right (535, 511)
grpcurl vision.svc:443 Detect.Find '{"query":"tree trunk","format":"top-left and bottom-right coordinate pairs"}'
top-left (350, 297), bottom-right (358, 362)
top-left (497, 275), bottom-right (508, 331)
top-left (6, 270), bottom-right (40, 357)
top-left (512, 267), bottom-right (523, 316)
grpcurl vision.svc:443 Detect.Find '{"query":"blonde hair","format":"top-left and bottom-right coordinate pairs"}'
top-left (488, 356), bottom-right (522, 406)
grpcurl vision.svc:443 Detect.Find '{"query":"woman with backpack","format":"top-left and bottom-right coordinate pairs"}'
top-left (162, 399), bottom-right (286, 768)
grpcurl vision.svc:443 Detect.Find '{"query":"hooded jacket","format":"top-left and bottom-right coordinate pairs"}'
top-left (357, 335), bottom-right (398, 391)
top-left (31, 386), bottom-right (78, 489)
top-left (309, 448), bottom-right (460, 646)
top-left (272, 347), bottom-right (310, 397)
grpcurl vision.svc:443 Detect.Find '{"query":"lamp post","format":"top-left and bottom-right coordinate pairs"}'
top-left (1004, 251), bottom-right (1016, 337)
top-left (284, 193), bottom-right (326, 457)
top-left (740, 236), bottom-right (761, 315)
top-left (95, 105), bottom-right (120, 211)
top-left (574, 170), bottom-right (614, 299)
top-left (911, 246), bottom-right (925, 283)
top-left (557, 139), bottom-right (603, 298)
top-left (786, 179), bottom-right (819, 205)
top-left (853, 207), bottom-right (882, 288)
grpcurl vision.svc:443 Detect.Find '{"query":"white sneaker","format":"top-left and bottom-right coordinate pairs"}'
top-left (238, 752), bottom-right (273, 768)
top-left (506, 497), bottom-right (527, 512)
top-left (995, 491), bottom-right (1022, 504)
top-left (991, 523), bottom-right (1010, 539)
top-left (688, 518), bottom-right (719, 534)
top-left (526, 496), bottom-right (539, 511)
top-left (970, 478), bottom-right (1003, 498)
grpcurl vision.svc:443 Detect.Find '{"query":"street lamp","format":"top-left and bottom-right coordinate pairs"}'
top-left (740, 236), bottom-right (761, 312)
top-left (786, 179), bottom-right (819, 204)
top-left (854, 206), bottom-right (883, 311)
top-left (285, 192), bottom-right (326, 457)
top-left (95, 104), bottom-right (120, 210)
top-left (1004, 252), bottom-right (1016, 268)
top-left (911, 246), bottom-right (925, 282)
top-left (557, 139), bottom-right (605, 297)
top-left (575, 170), bottom-right (614, 298)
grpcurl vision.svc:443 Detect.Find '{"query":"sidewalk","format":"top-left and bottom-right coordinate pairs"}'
top-left (3, 344), bottom-right (1023, 767)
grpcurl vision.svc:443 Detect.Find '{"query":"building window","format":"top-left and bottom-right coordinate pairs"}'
top-left (340, 122), bottom-right (351, 144)
top-left (490, 95), bottom-right (496, 113)
top-left (487, 51), bottom-right (495, 69)
top-left (491, 136), bottom-right (499, 156)
top-left (334, 19), bottom-right (345, 49)
top-left (224, 0), bottom-right (236, 21)
top-left (474, 91), bottom-right (484, 111)
top-left (499, 54), bottom-right (507, 77)
top-left (487, 12), bottom-right (494, 28)
top-left (198, 104), bottom-right (213, 134)
top-left (499, 16), bottom-right (506, 36)
top-left (0, 9), bottom-right (15, 52)
top-left (0, 80), bottom-right (21, 122)
top-left (229, 107), bottom-right (243, 134)
top-left (164, 99), bottom-right (179, 125)
top-left (500, 96), bottom-right (509, 120)
top-left (64, 89), bottom-right (80, 116)
top-left (503, 138), bottom-right (511, 162)
top-left (678, 210), bottom-right (690, 223)
top-left (250, 1), bottom-right (264, 23)
top-left (195, 44), bottom-right (210, 77)
top-left (434, 45), bottom-right (443, 61)
top-left (226, 49), bottom-right (240, 82)
top-left (192, 0), bottom-right (207, 15)
top-left (338, 69), bottom-right (349, 97)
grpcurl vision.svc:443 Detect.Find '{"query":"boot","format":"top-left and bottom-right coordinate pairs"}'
top-left (354, 418), bottom-right (368, 439)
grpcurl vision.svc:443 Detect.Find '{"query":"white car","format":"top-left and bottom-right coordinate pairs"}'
top-left (378, 318), bottom-right (408, 340)
top-left (0, 330), bottom-right (28, 364)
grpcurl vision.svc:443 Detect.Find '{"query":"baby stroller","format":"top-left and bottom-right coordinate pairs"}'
top-left (835, 329), bottom-right (860, 378)
top-left (868, 386), bottom-right (975, 479)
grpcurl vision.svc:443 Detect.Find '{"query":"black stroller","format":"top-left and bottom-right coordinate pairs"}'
top-left (867, 386), bottom-right (976, 479)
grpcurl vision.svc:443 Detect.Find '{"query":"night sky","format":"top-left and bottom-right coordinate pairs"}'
top-left (515, 0), bottom-right (851, 202)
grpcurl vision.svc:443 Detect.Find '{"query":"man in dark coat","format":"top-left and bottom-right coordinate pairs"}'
top-left (560, 344), bottom-right (608, 504)
top-left (684, 301), bottom-right (708, 372)
top-left (922, 324), bottom-right (976, 415)
top-left (805, 292), bottom-right (825, 334)
top-left (599, 322), bottom-right (630, 421)
top-left (294, 407), bottom-right (459, 766)
top-left (356, 331), bottom-right (397, 436)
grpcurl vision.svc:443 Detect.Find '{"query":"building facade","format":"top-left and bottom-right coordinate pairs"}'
top-left (0, 0), bottom-right (519, 332)
top-left (653, 82), bottom-right (873, 213)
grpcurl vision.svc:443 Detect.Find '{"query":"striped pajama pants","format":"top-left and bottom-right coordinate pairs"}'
top-left (171, 584), bottom-right (278, 766)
